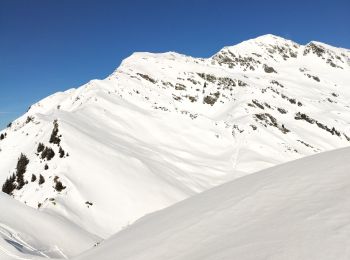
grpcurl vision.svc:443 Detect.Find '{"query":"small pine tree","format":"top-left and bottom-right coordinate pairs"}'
top-left (39, 174), bottom-right (45, 185)
top-left (37, 143), bottom-right (45, 153)
top-left (49, 120), bottom-right (61, 145)
top-left (15, 153), bottom-right (30, 190)
top-left (54, 181), bottom-right (66, 192)
top-left (31, 174), bottom-right (37, 182)
top-left (44, 164), bottom-right (49, 170)
top-left (2, 174), bottom-right (16, 194)
top-left (41, 147), bottom-right (55, 160)
top-left (25, 116), bottom-right (34, 124)
top-left (59, 147), bottom-right (65, 158)
top-left (53, 176), bottom-right (66, 192)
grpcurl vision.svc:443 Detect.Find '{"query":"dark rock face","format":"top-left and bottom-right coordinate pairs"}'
top-left (303, 42), bottom-right (325, 57)
top-left (212, 50), bottom-right (261, 71)
top-left (303, 42), bottom-right (346, 69)
top-left (263, 64), bottom-right (277, 73)
top-left (254, 113), bottom-right (290, 134)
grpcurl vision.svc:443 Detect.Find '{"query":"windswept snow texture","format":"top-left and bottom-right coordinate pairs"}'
top-left (0, 34), bottom-right (349, 239)
top-left (75, 147), bottom-right (350, 260)
top-left (0, 193), bottom-right (98, 260)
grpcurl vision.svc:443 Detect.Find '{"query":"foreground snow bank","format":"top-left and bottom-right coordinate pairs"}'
top-left (0, 194), bottom-right (98, 260)
top-left (75, 146), bottom-right (350, 260)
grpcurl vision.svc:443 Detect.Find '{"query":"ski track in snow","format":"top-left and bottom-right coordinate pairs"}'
top-left (0, 223), bottom-right (48, 259)
top-left (0, 224), bottom-right (68, 260)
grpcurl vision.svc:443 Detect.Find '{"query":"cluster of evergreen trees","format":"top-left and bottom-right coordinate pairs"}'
top-left (49, 120), bottom-right (61, 145)
top-left (2, 153), bottom-right (30, 194)
top-left (2, 120), bottom-right (68, 196)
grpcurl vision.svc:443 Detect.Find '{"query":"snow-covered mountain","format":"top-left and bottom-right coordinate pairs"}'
top-left (74, 146), bottom-right (350, 260)
top-left (0, 34), bottom-right (349, 254)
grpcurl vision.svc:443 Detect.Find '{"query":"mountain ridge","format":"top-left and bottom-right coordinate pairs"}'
top-left (0, 34), bottom-right (349, 243)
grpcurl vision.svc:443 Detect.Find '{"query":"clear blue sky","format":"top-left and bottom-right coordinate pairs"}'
top-left (1, 0), bottom-right (349, 130)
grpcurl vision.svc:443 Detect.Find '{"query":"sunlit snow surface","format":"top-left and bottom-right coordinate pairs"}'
top-left (0, 34), bottom-right (349, 259)
top-left (75, 147), bottom-right (350, 260)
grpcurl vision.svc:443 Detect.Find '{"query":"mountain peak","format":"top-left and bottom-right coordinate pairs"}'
top-left (224, 34), bottom-right (300, 51)
top-left (253, 33), bottom-right (291, 42)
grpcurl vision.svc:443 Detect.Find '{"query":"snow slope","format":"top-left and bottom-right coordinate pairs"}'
top-left (0, 34), bottom-right (349, 240)
top-left (0, 193), bottom-right (98, 260)
top-left (74, 146), bottom-right (350, 260)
